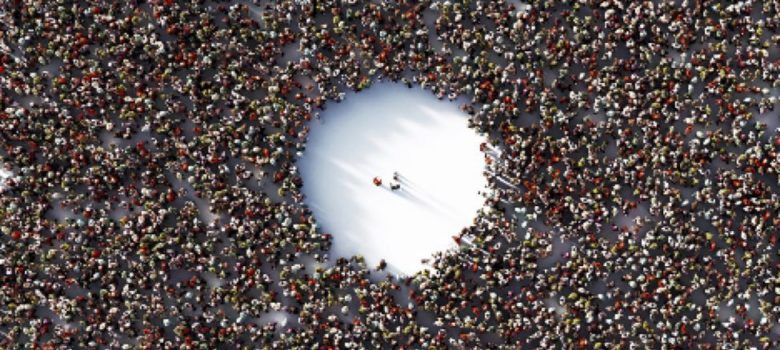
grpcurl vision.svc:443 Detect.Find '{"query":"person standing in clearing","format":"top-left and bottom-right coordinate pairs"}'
top-left (389, 172), bottom-right (401, 190)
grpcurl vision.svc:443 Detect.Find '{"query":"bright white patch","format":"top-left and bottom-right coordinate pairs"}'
top-left (298, 83), bottom-right (488, 275)
top-left (0, 168), bottom-right (11, 191)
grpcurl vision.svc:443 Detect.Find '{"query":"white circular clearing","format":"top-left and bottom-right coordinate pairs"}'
top-left (298, 83), bottom-right (488, 275)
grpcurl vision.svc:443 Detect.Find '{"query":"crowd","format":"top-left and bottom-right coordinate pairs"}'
top-left (0, 0), bottom-right (778, 349)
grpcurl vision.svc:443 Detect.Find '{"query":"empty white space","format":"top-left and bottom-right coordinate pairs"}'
top-left (297, 82), bottom-right (488, 275)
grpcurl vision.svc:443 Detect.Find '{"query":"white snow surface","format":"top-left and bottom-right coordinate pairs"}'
top-left (297, 82), bottom-right (489, 276)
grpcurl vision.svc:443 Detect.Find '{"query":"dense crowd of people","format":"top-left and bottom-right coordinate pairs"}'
top-left (0, 0), bottom-right (778, 348)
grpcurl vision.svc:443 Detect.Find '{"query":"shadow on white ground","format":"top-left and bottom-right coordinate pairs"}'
top-left (297, 82), bottom-right (488, 276)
